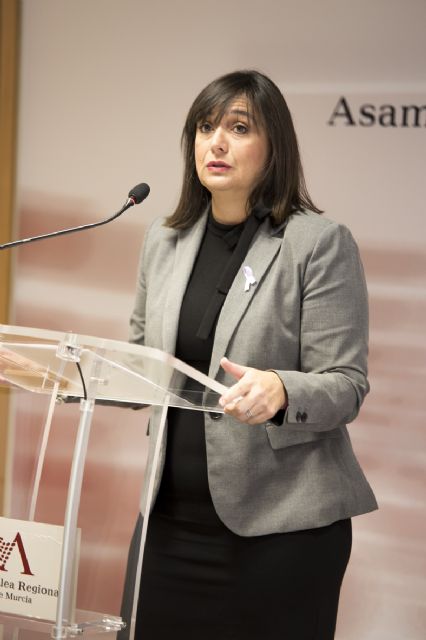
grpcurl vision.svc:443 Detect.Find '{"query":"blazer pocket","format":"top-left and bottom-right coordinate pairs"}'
top-left (265, 424), bottom-right (343, 450)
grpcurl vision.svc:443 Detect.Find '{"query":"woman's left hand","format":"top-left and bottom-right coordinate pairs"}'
top-left (219, 357), bottom-right (287, 424)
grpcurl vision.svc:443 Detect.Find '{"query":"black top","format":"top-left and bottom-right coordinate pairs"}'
top-left (154, 212), bottom-right (245, 524)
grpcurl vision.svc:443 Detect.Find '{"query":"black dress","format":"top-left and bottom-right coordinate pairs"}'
top-left (135, 213), bottom-right (352, 640)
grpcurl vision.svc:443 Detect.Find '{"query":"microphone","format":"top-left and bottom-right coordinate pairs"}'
top-left (127, 182), bottom-right (150, 205)
top-left (0, 182), bottom-right (150, 251)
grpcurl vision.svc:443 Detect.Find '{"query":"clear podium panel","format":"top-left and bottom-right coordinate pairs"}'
top-left (1, 391), bottom-right (150, 637)
top-left (0, 325), bottom-right (229, 638)
top-left (0, 324), bottom-right (227, 410)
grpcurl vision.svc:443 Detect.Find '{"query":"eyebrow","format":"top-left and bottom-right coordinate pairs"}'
top-left (227, 109), bottom-right (253, 120)
top-left (199, 107), bottom-right (258, 127)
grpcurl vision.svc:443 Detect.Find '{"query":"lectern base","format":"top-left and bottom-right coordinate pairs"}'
top-left (0, 609), bottom-right (125, 638)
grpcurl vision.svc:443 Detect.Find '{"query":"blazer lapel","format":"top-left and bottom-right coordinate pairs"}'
top-left (162, 211), bottom-right (208, 354)
top-left (209, 220), bottom-right (286, 380)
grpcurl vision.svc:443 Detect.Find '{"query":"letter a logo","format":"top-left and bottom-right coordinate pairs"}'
top-left (0, 533), bottom-right (34, 576)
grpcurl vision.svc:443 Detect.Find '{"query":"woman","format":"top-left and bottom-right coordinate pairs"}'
top-left (121, 70), bottom-right (377, 640)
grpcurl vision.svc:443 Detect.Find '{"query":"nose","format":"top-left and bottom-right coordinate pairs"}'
top-left (211, 126), bottom-right (228, 154)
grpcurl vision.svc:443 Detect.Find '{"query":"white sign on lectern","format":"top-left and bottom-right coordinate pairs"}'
top-left (0, 517), bottom-right (79, 622)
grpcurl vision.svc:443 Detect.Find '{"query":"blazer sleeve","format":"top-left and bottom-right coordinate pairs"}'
top-left (275, 221), bottom-right (369, 432)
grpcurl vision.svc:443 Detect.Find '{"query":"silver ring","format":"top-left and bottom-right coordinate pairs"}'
top-left (246, 408), bottom-right (253, 419)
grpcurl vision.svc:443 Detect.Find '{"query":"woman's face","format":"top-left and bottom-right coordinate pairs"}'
top-left (194, 96), bottom-right (269, 209)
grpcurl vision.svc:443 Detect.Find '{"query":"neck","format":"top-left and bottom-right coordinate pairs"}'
top-left (211, 192), bottom-right (249, 224)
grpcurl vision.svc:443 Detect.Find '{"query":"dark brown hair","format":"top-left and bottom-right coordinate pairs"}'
top-left (165, 70), bottom-right (321, 229)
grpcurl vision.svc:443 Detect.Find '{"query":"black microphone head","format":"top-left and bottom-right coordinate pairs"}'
top-left (128, 183), bottom-right (150, 204)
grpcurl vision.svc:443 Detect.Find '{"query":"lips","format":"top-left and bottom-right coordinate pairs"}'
top-left (206, 161), bottom-right (231, 171)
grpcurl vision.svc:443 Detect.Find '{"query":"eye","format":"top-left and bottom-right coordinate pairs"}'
top-left (198, 122), bottom-right (213, 133)
top-left (232, 122), bottom-right (249, 134)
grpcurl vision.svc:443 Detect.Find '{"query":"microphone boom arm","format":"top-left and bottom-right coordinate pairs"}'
top-left (0, 182), bottom-right (150, 251)
top-left (0, 199), bottom-right (134, 251)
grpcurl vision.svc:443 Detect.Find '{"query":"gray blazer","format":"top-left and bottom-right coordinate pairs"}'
top-left (129, 208), bottom-right (378, 536)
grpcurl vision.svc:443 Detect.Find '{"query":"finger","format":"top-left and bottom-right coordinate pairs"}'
top-left (219, 359), bottom-right (252, 407)
top-left (224, 403), bottom-right (267, 425)
top-left (219, 381), bottom-right (250, 407)
top-left (220, 357), bottom-right (249, 381)
top-left (223, 390), bottom-right (256, 416)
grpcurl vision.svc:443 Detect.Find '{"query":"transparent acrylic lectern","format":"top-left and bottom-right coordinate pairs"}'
top-left (0, 324), bottom-right (226, 639)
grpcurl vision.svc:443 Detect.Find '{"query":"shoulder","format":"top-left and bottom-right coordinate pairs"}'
top-left (285, 209), bottom-right (337, 239)
top-left (144, 216), bottom-right (177, 244)
top-left (283, 210), bottom-right (359, 259)
top-left (141, 216), bottom-right (177, 260)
